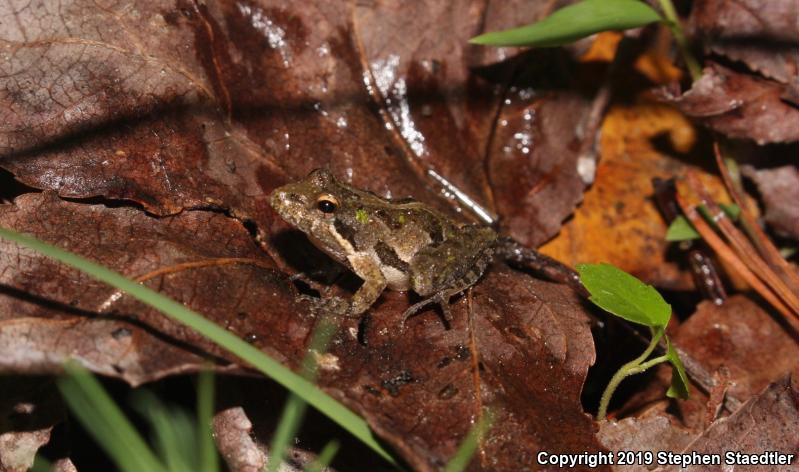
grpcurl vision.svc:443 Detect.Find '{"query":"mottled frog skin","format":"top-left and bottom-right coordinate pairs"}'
top-left (270, 169), bottom-right (498, 323)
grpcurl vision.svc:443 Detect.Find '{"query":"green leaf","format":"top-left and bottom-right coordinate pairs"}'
top-left (0, 227), bottom-right (397, 467)
top-left (665, 203), bottom-right (741, 242)
top-left (665, 338), bottom-right (690, 399)
top-left (665, 215), bottom-right (699, 241)
top-left (576, 263), bottom-right (672, 327)
top-left (719, 203), bottom-right (740, 220)
top-left (469, 0), bottom-right (662, 47)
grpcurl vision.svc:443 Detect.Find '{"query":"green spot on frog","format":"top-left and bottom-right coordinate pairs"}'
top-left (356, 208), bottom-right (369, 224)
top-left (398, 214), bottom-right (406, 225)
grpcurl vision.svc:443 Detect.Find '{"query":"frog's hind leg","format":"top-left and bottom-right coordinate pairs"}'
top-left (402, 248), bottom-right (493, 330)
top-left (400, 289), bottom-right (456, 331)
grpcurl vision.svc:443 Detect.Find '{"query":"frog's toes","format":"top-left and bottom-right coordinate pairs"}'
top-left (400, 292), bottom-right (452, 331)
top-left (298, 294), bottom-right (350, 316)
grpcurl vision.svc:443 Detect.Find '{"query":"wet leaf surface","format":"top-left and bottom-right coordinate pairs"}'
top-left (1, 0), bottom-right (592, 245)
top-left (4, 0), bottom-right (799, 469)
top-left (0, 1), bottom-right (611, 468)
top-left (0, 192), bottom-right (602, 470)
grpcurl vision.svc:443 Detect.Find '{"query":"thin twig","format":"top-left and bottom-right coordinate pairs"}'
top-left (675, 189), bottom-right (798, 328)
top-left (685, 173), bottom-right (799, 315)
top-left (713, 143), bottom-right (799, 293)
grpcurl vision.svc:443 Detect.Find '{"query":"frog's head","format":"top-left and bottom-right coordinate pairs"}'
top-left (270, 168), bottom-right (358, 261)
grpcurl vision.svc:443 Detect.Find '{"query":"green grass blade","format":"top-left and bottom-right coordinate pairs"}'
top-left (268, 316), bottom-right (338, 472)
top-left (442, 409), bottom-right (494, 472)
top-left (132, 391), bottom-right (196, 472)
top-left (267, 395), bottom-right (309, 472)
top-left (0, 227), bottom-right (397, 466)
top-left (470, 0), bottom-right (662, 47)
top-left (57, 362), bottom-right (167, 472)
top-left (197, 369), bottom-right (219, 472)
top-left (305, 440), bottom-right (341, 472)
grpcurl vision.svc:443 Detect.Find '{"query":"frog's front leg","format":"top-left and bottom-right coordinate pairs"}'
top-left (346, 252), bottom-right (387, 315)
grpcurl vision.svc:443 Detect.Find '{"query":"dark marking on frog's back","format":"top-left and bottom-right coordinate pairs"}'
top-left (333, 219), bottom-right (358, 247)
top-left (374, 209), bottom-right (404, 230)
top-left (421, 217), bottom-right (445, 244)
top-left (375, 241), bottom-right (410, 271)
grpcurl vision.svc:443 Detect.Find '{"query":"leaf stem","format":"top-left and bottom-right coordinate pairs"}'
top-left (657, 0), bottom-right (702, 81)
top-left (597, 327), bottom-right (664, 420)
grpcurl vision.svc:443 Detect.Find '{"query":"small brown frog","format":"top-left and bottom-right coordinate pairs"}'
top-left (270, 168), bottom-right (579, 326)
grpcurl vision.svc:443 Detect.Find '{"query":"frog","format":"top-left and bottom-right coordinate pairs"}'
top-left (269, 168), bottom-right (581, 328)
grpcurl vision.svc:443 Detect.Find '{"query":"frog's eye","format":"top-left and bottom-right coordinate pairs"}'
top-left (316, 194), bottom-right (338, 214)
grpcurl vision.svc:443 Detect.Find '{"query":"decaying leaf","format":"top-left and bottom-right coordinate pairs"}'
top-left (691, 0), bottom-right (799, 100)
top-left (671, 377), bottom-right (799, 472)
top-left (662, 63), bottom-right (799, 145)
top-left (675, 296), bottom-right (799, 405)
top-left (0, 1), bottom-right (612, 467)
top-left (6, 0), bottom-right (797, 469)
top-left (0, 191), bottom-right (604, 470)
top-left (542, 100), bottom-right (731, 289)
top-left (621, 295), bottom-right (799, 431)
top-left (0, 377), bottom-right (63, 472)
top-left (742, 164), bottom-right (799, 241)
top-left (0, 192), bottom-right (296, 384)
top-left (598, 415), bottom-right (696, 472)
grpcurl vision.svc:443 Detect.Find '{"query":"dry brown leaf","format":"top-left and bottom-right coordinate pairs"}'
top-left (541, 99), bottom-right (729, 289)
top-left (691, 0), bottom-right (799, 100)
top-left (742, 164), bottom-right (799, 241)
top-left (667, 377), bottom-right (799, 471)
top-left (662, 63), bottom-right (799, 145)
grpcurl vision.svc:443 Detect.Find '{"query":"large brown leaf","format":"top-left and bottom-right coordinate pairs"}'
top-left (0, 192), bottom-right (296, 383)
top-left (0, 192), bottom-right (602, 470)
top-left (0, 1), bottom-right (607, 467)
top-left (669, 377), bottom-right (799, 472)
top-left (1, 0), bottom-right (593, 246)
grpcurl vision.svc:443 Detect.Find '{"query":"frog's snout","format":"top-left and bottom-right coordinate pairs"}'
top-left (268, 189), bottom-right (285, 211)
top-left (269, 186), bottom-right (309, 216)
